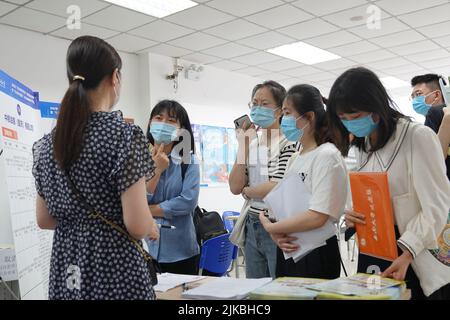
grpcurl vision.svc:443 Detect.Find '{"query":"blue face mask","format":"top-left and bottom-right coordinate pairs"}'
top-left (341, 114), bottom-right (378, 138)
top-left (150, 122), bottom-right (178, 144)
top-left (412, 95), bottom-right (433, 116)
top-left (281, 115), bottom-right (307, 142)
top-left (250, 106), bottom-right (277, 128)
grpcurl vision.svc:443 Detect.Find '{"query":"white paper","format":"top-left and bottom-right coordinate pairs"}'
top-left (181, 277), bottom-right (272, 300)
top-left (153, 273), bottom-right (206, 293)
top-left (264, 172), bottom-right (336, 262)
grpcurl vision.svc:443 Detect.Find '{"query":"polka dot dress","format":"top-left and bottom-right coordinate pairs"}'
top-left (32, 111), bottom-right (156, 300)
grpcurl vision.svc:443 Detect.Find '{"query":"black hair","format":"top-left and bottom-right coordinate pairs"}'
top-left (252, 80), bottom-right (287, 108)
top-left (285, 84), bottom-right (331, 146)
top-left (147, 100), bottom-right (195, 156)
top-left (327, 67), bottom-right (410, 156)
top-left (411, 73), bottom-right (446, 90)
top-left (54, 36), bottom-right (122, 171)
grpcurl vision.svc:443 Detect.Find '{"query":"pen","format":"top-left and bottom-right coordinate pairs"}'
top-left (158, 224), bottom-right (176, 230)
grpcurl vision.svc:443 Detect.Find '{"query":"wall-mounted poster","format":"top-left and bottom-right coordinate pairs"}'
top-left (191, 124), bottom-right (238, 186)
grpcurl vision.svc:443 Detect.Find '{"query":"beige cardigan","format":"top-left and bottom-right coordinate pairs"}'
top-left (355, 119), bottom-right (450, 296)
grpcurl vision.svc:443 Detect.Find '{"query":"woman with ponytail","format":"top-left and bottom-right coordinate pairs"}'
top-left (259, 84), bottom-right (348, 279)
top-left (32, 36), bottom-right (159, 300)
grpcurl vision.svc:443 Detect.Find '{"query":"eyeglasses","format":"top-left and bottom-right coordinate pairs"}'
top-left (247, 102), bottom-right (278, 109)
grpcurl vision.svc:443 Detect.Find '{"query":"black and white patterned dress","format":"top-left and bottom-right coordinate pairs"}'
top-left (32, 111), bottom-right (155, 300)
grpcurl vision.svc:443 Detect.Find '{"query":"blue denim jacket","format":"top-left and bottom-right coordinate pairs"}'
top-left (145, 153), bottom-right (200, 263)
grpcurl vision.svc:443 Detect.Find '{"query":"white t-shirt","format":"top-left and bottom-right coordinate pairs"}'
top-left (286, 142), bottom-right (348, 221)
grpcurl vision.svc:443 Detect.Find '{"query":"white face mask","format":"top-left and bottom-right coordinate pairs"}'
top-left (112, 72), bottom-right (121, 108)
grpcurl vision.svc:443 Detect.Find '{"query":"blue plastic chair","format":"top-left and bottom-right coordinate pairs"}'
top-left (198, 233), bottom-right (238, 276)
top-left (222, 211), bottom-right (240, 233)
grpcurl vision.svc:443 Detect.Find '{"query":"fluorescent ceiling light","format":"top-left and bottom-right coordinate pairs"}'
top-left (380, 76), bottom-right (409, 89)
top-left (266, 41), bottom-right (341, 65)
top-left (104, 0), bottom-right (198, 18)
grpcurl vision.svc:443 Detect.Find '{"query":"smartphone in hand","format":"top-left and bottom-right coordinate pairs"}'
top-left (234, 114), bottom-right (251, 129)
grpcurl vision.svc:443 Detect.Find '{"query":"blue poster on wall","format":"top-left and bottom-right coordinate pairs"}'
top-left (39, 101), bottom-right (60, 119)
top-left (192, 124), bottom-right (238, 186)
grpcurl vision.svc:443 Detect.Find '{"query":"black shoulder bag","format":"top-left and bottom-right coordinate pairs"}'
top-left (64, 172), bottom-right (160, 286)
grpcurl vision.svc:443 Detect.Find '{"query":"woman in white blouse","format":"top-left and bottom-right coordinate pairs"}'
top-left (327, 67), bottom-right (450, 300)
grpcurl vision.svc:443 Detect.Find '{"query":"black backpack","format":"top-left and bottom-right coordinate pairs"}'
top-left (181, 164), bottom-right (228, 245)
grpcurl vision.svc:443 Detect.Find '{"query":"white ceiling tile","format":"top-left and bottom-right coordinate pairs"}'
top-left (348, 18), bottom-right (409, 39)
top-left (204, 19), bottom-right (267, 41)
top-left (329, 40), bottom-right (380, 56)
top-left (376, 0), bottom-right (448, 15)
top-left (245, 4), bottom-right (313, 29)
top-left (232, 52), bottom-right (281, 65)
top-left (428, 64), bottom-right (450, 77)
top-left (434, 35), bottom-right (450, 48)
top-left (0, 2), bottom-right (17, 16)
top-left (278, 19), bottom-right (339, 40)
top-left (257, 59), bottom-right (304, 72)
top-left (144, 44), bottom-right (192, 57)
top-left (83, 5), bottom-right (156, 32)
top-left (182, 52), bottom-right (221, 64)
top-left (26, 0), bottom-right (109, 18)
top-left (389, 40), bottom-right (441, 56)
top-left (331, 65), bottom-right (363, 76)
top-left (305, 31), bottom-right (361, 49)
top-left (0, 7), bottom-right (66, 33)
top-left (207, 0), bottom-right (284, 17)
top-left (291, 0), bottom-right (367, 16)
top-left (235, 66), bottom-right (268, 77)
top-left (51, 22), bottom-right (120, 40)
top-left (168, 32), bottom-right (227, 51)
top-left (164, 5), bottom-right (235, 30)
top-left (304, 71), bottom-right (336, 82)
top-left (420, 58), bottom-right (450, 70)
top-left (349, 49), bottom-right (397, 63)
top-left (418, 21), bottom-right (450, 38)
top-left (208, 60), bottom-right (248, 70)
top-left (381, 64), bottom-right (431, 76)
top-left (202, 42), bottom-right (257, 59)
top-left (370, 30), bottom-right (426, 48)
top-left (313, 58), bottom-right (357, 71)
top-left (322, 5), bottom-right (391, 29)
top-left (368, 57), bottom-right (411, 70)
top-left (107, 34), bottom-right (157, 53)
top-left (281, 65), bottom-right (323, 77)
top-left (405, 49), bottom-right (450, 64)
top-left (258, 72), bottom-right (292, 82)
top-left (397, 3), bottom-right (450, 28)
top-left (129, 20), bottom-right (193, 42)
top-left (237, 31), bottom-right (295, 50)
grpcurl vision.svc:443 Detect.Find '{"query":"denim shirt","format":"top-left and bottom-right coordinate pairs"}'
top-left (145, 152), bottom-right (200, 263)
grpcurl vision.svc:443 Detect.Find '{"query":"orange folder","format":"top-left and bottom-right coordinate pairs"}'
top-left (349, 172), bottom-right (398, 261)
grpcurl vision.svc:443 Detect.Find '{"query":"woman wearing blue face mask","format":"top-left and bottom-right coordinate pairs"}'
top-left (259, 84), bottom-right (348, 279)
top-left (229, 81), bottom-right (300, 279)
top-left (145, 100), bottom-right (201, 275)
top-left (327, 67), bottom-right (450, 300)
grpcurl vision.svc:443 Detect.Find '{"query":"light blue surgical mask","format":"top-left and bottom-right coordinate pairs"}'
top-left (412, 93), bottom-right (435, 116)
top-left (250, 106), bottom-right (277, 128)
top-left (341, 114), bottom-right (378, 138)
top-left (281, 115), bottom-right (308, 142)
top-left (150, 122), bottom-right (178, 144)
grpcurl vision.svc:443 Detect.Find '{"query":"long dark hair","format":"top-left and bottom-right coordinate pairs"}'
top-left (327, 67), bottom-right (409, 156)
top-left (285, 84), bottom-right (331, 146)
top-left (53, 36), bottom-right (122, 171)
top-left (147, 100), bottom-right (196, 155)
